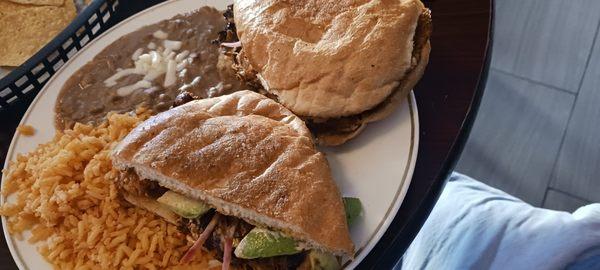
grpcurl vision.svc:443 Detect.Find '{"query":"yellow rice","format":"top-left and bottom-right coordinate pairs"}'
top-left (0, 110), bottom-right (217, 269)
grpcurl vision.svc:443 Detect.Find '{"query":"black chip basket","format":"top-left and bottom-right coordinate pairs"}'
top-left (0, 0), bottom-right (164, 125)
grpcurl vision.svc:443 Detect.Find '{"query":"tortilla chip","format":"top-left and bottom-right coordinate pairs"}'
top-left (0, 2), bottom-right (76, 66)
top-left (0, 0), bottom-right (29, 16)
top-left (7, 0), bottom-right (63, 6)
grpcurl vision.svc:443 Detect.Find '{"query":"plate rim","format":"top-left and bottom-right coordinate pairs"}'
top-left (0, 0), bottom-right (420, 268)
top-left (345, 95), bottom-right (419, 268)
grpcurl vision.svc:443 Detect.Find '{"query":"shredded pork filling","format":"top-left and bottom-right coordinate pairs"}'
top-left (115, 169), bottom-right (168, 199)
top-left (115, 171), bottom-right (308, 270)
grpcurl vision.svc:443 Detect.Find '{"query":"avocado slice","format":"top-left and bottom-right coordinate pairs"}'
top-left (156, 191), bottom-right (211, 219)
top-left (308, 250), bottom-right (341, 270)
top-left (343, 197), bottom-right (362, 226)
top-left (234, 228), bottom-right (301, 259)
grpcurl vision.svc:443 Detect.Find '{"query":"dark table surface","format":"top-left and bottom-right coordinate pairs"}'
top-left (0, 0), bottom-right (492, 269)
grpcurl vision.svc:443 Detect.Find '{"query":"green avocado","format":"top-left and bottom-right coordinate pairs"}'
top-left (343, 197), bottom-right (362, 226)
top-left (234, 228), bottom-right (301, 259)
top-left (308, 250), bottom-right (341, 270)
top-left (156, 191), bottom-right (211, 219)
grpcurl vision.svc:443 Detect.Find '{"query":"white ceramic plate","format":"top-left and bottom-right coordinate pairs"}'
top-left (1, 0), bottom-right (419, 269)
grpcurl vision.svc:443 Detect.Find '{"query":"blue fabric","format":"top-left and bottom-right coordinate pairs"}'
top-left (567, 247), bottom-right (600, 270)
top-left (401, 173), bottom-right (600, 270)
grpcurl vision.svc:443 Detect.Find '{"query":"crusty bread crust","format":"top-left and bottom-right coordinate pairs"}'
top-left (234, 0), bottom-right (427, 118)
top-left (111, 91), bottom-right (354, 257)
top-left (315, 41), bottom-right (430, 146)
top-left (306, 8), bottom-right (432, 146)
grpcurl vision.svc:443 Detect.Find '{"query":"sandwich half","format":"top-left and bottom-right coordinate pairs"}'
top-left (112, 91), bottom-right (354, 269)
top-left (229, 0), bottom-right (432, 145)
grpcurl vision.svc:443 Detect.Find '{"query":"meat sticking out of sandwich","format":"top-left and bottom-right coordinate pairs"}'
top-left (112, 91), bottom-right (356, 270)
top-left (217, 1), bottom-right (432, 146)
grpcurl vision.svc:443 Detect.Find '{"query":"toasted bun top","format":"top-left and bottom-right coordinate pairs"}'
top-left (312, 41), bottom-right (430, 146)
top-left (234, 0), bottom-right (427, 118)
top-left (112, 91), bottom-right (354, 257)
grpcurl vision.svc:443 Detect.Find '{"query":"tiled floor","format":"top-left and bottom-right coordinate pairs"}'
top-left (456, 0), bottom-right (600, 210)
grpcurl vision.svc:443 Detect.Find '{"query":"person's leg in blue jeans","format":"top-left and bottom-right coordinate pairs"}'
top-left (400, 173), bottom-right (600, 270)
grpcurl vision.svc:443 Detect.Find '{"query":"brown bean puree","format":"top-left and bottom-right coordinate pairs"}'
top-left (55, 7), bottom-right (245, 129)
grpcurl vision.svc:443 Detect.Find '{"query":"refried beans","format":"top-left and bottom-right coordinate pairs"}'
top-left (55, 7), bottom-right (245, 129)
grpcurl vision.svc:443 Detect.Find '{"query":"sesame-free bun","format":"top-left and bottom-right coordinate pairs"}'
top-left (234, 0), bottom-right (430, 119)
top-left (112, 91), bottom-right (354, 257)
top-left (311, 40), bottom-right (430, 145)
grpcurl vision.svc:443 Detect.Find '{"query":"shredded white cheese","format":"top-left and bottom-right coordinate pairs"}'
top-left (178, 76), bottom-right (202, 92)
top-left (164, 60), bottom-right (177, 87)
top-left (163, 40), bottom-right (183, 51)
top-left (176, 61), bottom-right (188, 72)
top-left (163, 47), bottom-right (173, 59)
top-left (131, 48), bottom-right (143, 61)
top-left (175, 50), bottom-right (190, 62)
top-left (104, 68), bottom-right (137, 87)
top-left (178, 68), bottom-right (187, 78)
top-left (207, 82), bottom-right (223, 98)
top-left (143, 70), bottom-right (162, 81)
top-left (117, 80), bottom-right (152, 96)
top-left (104, 30), bottom-right (196, 96)
top-left (152, 30), bottom-right (168, 39)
